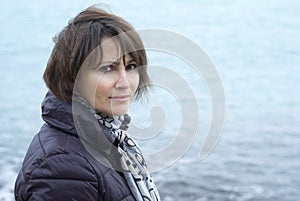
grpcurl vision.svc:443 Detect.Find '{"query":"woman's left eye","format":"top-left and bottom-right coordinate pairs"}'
top-left (126, 63), bottom-right (137, 70)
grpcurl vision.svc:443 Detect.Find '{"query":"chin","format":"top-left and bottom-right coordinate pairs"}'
top-left (108, 107), bottom-right (129, 116)
top-left (108, 102), bottom-right (130, 116)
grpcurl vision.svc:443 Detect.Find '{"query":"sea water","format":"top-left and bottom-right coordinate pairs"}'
top-left (0, 0), bottom-right (299, 200)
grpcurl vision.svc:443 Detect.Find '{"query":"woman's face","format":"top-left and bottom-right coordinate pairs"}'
top-left (78, 38), bottom-right (139, 116)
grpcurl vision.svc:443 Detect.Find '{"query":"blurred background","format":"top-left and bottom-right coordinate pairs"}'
top-left (0, 0), bottom-right (299, 200)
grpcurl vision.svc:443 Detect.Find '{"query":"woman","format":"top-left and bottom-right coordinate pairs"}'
top-left (14, 6), bottom-right (160, 201)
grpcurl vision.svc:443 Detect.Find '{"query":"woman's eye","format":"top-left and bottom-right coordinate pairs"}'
top-left (99, 65), bottom-right (112, 72)
top-left (126, 63), bottom-right (137, 70)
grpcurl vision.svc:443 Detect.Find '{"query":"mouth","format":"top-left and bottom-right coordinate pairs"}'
top-left (108, 95), bottom-right (131, 102)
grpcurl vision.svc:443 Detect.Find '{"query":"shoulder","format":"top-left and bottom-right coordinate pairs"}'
top-left (15, 152), bottom-right (100, 201)
top-left (15, 124), bottom-right (135, 201)
top-left (19, 124), bottom-right (100, 180)
top-left (15, 124), bottom-right (100, 200)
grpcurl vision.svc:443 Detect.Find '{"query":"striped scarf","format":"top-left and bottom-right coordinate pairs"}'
top-left (75, 96), bottom-right (160, 201)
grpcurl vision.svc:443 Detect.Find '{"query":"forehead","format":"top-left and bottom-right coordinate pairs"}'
top-left (100, 37), bottom-right (121, 62)
top-left (100, 37), bottom-right (134, 64)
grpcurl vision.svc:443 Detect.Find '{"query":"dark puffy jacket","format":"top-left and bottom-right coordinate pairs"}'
top-left (14, 92), bottom-right (136, 201)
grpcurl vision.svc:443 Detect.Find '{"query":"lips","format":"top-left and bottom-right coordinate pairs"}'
top-left (109, 95), bottom-right (131, 102)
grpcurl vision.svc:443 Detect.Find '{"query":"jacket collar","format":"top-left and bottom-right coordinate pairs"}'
top-left (42, 91), bottom-right (77, 135)
top-left (41, 91), bottom-right (119, 165)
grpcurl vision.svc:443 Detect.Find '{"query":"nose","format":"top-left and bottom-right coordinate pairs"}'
top-left (115, 64), bottom-right (130, 89)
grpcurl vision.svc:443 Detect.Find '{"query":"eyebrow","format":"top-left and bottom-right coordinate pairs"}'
top-left (101, 58), bottom-right (136, 65)
top-left (126, 59), bottom-right (136, 63)
top-left (101, 61), bottom-right (119, 66)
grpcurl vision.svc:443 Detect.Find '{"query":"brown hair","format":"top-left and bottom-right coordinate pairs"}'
top-left (43, 6), bottom-right (150, 102)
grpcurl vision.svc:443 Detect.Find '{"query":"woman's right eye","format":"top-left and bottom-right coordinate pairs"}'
top-left (99, 65), bottom-right (112, 72)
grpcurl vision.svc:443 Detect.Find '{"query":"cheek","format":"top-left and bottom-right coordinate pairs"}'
top-left (95, 74), bottom-right (118, 98)
top-left (129, 71), bottom-right (140, 91)
top-left (79, 73), bottom-right (106, 100)
top-left (95, 80), bottom-right (111, 98)
top-left (78, 73), bottom-right (97, 101)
